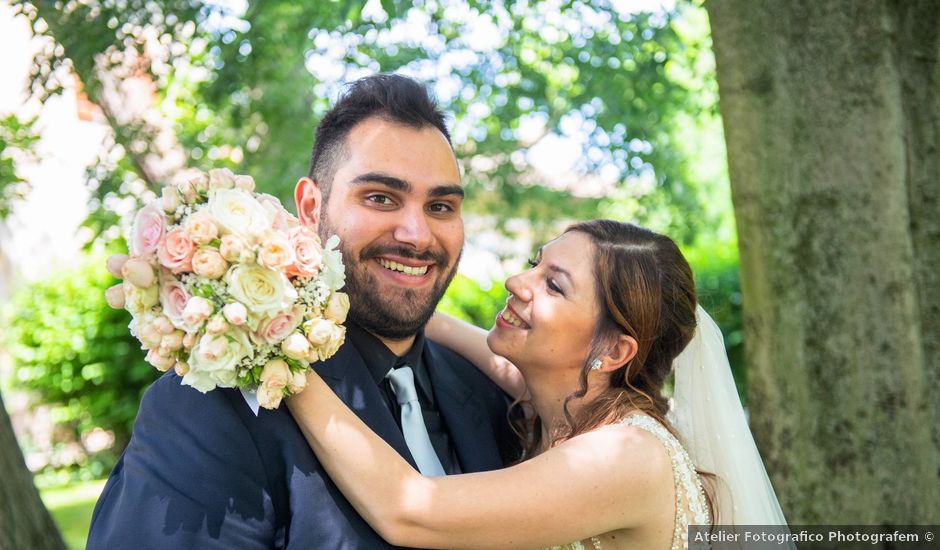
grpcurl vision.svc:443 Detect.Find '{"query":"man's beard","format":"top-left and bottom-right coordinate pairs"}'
top-left (319, 214), bottom-right (460, 340)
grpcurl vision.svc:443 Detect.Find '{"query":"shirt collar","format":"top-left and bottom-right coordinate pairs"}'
top-left (345, 322), bottom-right (432, 399)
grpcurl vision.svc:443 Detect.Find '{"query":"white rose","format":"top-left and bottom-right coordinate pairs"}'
top-left (207, 188), bottom-right (273, 241)
top-left (225, 264), bottom-right (298, 323)
top-left (182, 328), bottom-right (253, 393)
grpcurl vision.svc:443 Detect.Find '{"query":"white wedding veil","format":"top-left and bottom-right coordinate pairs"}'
top-left (669, 305), bottom-right (788, 526)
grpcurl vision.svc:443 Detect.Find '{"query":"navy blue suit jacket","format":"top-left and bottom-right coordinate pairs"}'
top-left (87, 340), bottom-right (518, 549)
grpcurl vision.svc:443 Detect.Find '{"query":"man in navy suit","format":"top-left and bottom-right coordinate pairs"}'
top-left (87, 74), bottom-right (518, 549)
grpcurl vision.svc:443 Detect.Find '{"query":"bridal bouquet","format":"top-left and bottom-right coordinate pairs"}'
top-left (105, 169), bottom-right (347, 409)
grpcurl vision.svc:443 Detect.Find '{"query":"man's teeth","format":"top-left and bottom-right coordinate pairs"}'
top-left (379, 259), bottom-right (429, 276)
top-left (500, 309), bottom-right (529, 328)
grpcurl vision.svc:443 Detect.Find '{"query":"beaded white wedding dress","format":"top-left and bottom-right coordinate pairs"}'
top-left (543, 414), bottom-right (711, 550)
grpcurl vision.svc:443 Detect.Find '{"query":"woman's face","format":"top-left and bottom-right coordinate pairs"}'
top-left (487, 231), bottom-right (601, 375)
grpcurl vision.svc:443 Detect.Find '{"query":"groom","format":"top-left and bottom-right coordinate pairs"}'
top-left (88, 74), bottom-right (518, 548)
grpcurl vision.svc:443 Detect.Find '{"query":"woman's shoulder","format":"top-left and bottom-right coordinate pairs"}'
top-left (562, 414), bottom-right (674, 483)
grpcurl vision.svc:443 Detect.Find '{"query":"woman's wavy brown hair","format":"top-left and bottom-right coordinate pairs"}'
top-left (510, 219), bottom-right (716, 521)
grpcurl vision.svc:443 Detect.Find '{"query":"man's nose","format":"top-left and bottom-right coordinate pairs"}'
top-left (392, 206), bottom-right (433, 251)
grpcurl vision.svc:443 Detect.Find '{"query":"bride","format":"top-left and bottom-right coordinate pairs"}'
top-left (287, 219), bottom-right (786, 549)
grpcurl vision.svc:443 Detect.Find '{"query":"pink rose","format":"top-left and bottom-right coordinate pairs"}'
top-left (131, 203), bottom-right (166, 258)
top-left (257, 232), bottom-right (294, 270)
top-left (158, 228), bottom-right (196, 273)
top-left (192, 247), bottom-right (229, 279)
top-left (222, 302), bottom-right (248, 326)
top-left (153, 315), bottom-right (175, 335)
top-left (254, 307), bottom-right (303, 344)
top-left (177, 180), bottom-right (198, 204)
top-left (184, 211), bottom-right (219, 245)
top-left (286, 226), bottom-right (323, 278)
top-left (160, 278), bottom-right (190, 329)
top-left (160, 331), bottom-right (184, 352)
top-left (256, 193), bottom-right (292, 232)
top-left (195, 333), bottom-right (228, 362)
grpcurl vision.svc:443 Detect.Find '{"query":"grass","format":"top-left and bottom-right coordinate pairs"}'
top-left (40, 479), bottom-right (106, 550)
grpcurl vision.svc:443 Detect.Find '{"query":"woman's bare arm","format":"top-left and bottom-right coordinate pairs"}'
top-left (425, 312), bottom-right (528, 400)
top-left (286, 371), bottom-right (670, 550)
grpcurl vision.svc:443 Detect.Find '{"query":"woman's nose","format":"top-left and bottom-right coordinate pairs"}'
top-left (505, 271), bottom-right (533, 303)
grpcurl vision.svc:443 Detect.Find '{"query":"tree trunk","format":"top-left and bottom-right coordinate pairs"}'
top-left (707, 0), bottom-right (940, 523)
top-left (0, 390), bottom-right (65, 550)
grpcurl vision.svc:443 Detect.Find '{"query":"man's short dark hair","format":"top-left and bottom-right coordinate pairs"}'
top-left (308, 74), bottom-right (452, 200)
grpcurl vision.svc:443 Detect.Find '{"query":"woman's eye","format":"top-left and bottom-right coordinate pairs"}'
top-left (548, 279), bottom-right (564, 295)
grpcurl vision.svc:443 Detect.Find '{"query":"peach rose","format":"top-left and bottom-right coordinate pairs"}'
top-left (208, 168), bottom-right (236, 190)
top-left (258, 232), bottom-right (294, 270)
top-left (145, 348), bottom-right (175, 372)
top-left (192, 247), bottom-right (229, 279)
top-left (177, 180), bottom-right (198, 204)
top-left (131, 203), bottom-right (166, 258)
top-left (174, 360), bottom-right (190, 376)
top-left (256, 383), bottom-right (285, 410)
top-left (106, 254), bottom-right (128, 278)
top-left (184, 211), bottom-right (219, 245)
top-left (219, 234), bottom-right (253, 264)
top-left (323, 292), bottom-right (349, 324)
top-left (158, 228), bottom-right (196, 273)
top-left (257, 359), bottom-right (291, 409)
top-left (234, 174), bottom-right (255, 193)
top-left (181, 296), bottom-right (213, 328)
top-left (104, 284), bottom-right (125, 309)
top-left (287, 371), bottom-right (308, 394)
top-left (286, 226), bottom-right (323, 278)
top-left (205, 314), bottom-right (228, 335)
top-left (122, 258), bottom-right (156, 288)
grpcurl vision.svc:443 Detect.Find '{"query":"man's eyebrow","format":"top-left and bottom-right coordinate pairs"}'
top-left (429, 185), bottom-right (465, 199)
top-left (350, 172), bottom-right (411, 192)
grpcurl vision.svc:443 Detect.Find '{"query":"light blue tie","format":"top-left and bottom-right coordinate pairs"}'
top-left (386, 366), bottom-right (446, 476)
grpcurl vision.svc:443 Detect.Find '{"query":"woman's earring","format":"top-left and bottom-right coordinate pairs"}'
top-left (590, 358), bottom-right (603, 371)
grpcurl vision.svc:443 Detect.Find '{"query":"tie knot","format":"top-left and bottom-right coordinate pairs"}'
top-left (387, 365), bottom-right (419, 406)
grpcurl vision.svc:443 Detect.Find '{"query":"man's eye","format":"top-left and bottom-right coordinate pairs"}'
top-left (366, 194), bottom-right (394, 205)
top-left (428, 202), bottom-right (454, 213)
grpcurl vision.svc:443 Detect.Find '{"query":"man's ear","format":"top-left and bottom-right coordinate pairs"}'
top-left (295, 177), bottom-right (322, 229)
top-left (598, 334), bottom-right (639, 372)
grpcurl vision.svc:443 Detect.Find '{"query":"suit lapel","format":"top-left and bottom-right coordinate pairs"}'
top-left (425, 344), bottom-right (504, 473)
top-left (313, 342), bottom-right (420, 471)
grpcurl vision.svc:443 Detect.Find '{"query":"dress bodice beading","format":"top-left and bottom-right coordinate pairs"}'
top-left (543, 414), bottom-right (710, 550)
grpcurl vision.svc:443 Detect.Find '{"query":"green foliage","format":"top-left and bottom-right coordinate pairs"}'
top-left (683, 239), bottom-right (745, 398)
top-left (0, 114), bottom-right (39, 218)
top-left (438, 274), bottom-right (508, 329)
top-left (14, 0), bottom-right (727, 247)
top-left (4, 248), bottom-right (160, 468)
